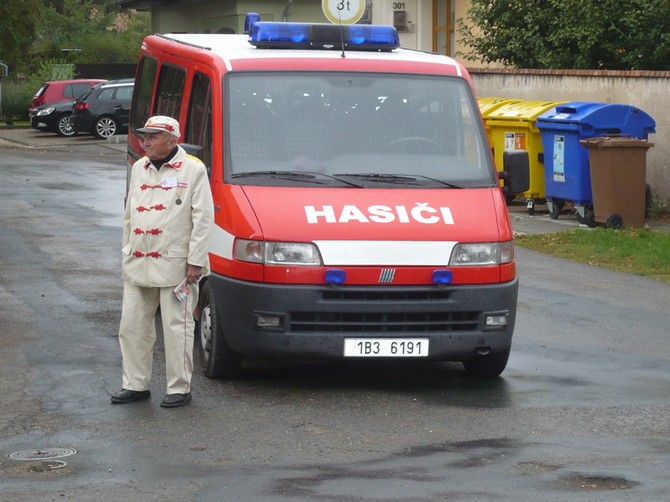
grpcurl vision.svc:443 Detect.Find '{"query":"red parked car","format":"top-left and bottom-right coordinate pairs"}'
top-left (29, 79), bottom-right (106, 113)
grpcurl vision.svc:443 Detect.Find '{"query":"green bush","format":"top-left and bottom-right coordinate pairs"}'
top-left (0, 79), bottom-right (33, 124)
top-left (0, 59), bottom-right (77, 124)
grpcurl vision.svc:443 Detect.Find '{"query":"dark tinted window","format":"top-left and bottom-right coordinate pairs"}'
top-left (130, 56), bottom-right (158, 132)
top-left (155, 65), bottom-right (186, 121)
top-left (185, 72), bottom-right (212, 170)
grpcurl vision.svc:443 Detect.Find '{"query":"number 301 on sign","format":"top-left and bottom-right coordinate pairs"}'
top-left (344, 338), bottom-right (429, 357)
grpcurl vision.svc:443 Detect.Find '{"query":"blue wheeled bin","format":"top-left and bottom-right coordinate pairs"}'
top-left (536, 102), bottom-right (655, 226)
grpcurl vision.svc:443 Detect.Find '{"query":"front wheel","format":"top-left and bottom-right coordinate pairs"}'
top-left (463, 346), bottom-right (511, 377)
top-left (197, 281), bottom-right (243, 379)
top-left (56, 113), bottom-right (77, 137)
top-left (93, 116), bottom-right (118, 139)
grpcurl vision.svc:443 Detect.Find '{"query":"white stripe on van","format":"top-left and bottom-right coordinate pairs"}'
top-left (314, 240), bottom-right (457, 266)
top-left (209, 227), bottom-right (457, 266)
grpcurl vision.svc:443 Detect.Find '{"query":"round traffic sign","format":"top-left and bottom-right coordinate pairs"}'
top-left (322, 0), bottom-right (365, 25)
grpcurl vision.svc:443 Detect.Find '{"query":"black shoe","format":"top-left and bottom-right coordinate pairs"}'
top-left (160, 393), bottom-right (192, 408)
top-left (110, 389), bottom-right (151, 404)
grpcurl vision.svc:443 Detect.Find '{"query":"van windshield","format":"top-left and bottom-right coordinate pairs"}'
top-left (225, 72), bottom-right (496, 188)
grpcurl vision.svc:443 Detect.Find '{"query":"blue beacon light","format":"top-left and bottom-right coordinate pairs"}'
top-left (244, 12), bottom-right (261, 34)
top-left (325, 269), bottom-right (346, 285)
top-left (247, 15), bottom-right (399, 50)
top-left (432, 270), bottom-right (453, 285)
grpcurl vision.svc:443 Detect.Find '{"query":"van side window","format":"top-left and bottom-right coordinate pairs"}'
top-left (131, 56), bottom-right (158, 132)
top-left (185, 72), bottom-right (213, 171)
top-left (155, 65), bottom-right (186, 121)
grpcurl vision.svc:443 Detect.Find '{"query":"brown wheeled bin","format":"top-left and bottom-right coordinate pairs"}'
top-left (580, 137), bottom-right (654, 228)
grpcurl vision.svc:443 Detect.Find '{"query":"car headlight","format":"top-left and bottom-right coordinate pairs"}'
top-left (234, 239), bottom-right (323, 265)
top-left (449, 241), bottom-right (514, 266)
top-left (36, 107), bottom-right (55, 116)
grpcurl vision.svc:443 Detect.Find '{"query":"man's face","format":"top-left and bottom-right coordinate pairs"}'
top-left (142, 131), bottom-right (176, 160)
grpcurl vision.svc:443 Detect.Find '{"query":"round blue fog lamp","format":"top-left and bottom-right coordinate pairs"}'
top-left (325, 269), bottom-right (346, 285)
top-left (432, 270), bottom-right (453, 285)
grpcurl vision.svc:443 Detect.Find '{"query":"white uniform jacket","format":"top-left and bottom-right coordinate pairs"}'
top-left (122, 146), bottom-right (214, 287)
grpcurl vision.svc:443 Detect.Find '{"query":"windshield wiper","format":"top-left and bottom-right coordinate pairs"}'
top-left (232, 171), bottom-right (363, 187)
top-left (232, 170), bottom-right (318, 180)
top-left (334, 173), bottom-right (463, 188)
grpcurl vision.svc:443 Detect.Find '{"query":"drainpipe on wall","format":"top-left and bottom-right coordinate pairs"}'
top-left (282, 0), bottom-right (293, 22)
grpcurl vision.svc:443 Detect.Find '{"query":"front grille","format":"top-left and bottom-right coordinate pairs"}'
top-left (290, 311), bottom-right (480, 333)
top-left (322, 290), bottom-right (452, 301)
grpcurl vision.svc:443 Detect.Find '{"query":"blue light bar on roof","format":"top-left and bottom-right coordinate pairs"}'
top-left (244, 12), bottom-right (261, 34)
top-left (248, 21), bottom-right (400, 51)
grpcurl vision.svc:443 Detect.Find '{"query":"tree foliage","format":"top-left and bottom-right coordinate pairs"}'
top-left (0, 0), bottom-right (149, 73)
top-left (0, 0), bottom-right (42, 70)
top-left (457, 0), bottom-right (670, 69)
top-left (34, 0), bottom-right (150, 65)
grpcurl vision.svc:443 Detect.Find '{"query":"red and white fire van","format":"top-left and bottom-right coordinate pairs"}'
top-left (127, 15), bottom-right (529, 379)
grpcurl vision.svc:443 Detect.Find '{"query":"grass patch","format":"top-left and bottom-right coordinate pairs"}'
top-left (0, 121), bottom-right (30, 127)
top-left (515, 227), bottom-right (670, 282)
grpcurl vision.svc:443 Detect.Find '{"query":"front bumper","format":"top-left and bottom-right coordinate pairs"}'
top-left (209, 273), bottom-right (518, 362)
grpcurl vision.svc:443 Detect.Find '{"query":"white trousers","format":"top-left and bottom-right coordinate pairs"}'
top-left (118, 282), bottom-right (198, 394)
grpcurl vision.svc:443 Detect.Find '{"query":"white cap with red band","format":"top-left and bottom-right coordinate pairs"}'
top-left (137, 115), bottom-right (181, 138)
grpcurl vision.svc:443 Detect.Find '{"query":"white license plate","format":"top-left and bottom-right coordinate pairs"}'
top-left (344, 338), bottom-right (429, 357)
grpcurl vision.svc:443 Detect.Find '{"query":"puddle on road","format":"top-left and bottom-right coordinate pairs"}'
top-left (561, 473), bottom-right (638, 491)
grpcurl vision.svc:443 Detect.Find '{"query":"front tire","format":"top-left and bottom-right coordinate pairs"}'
top-left (463, 346), bottom-right (511, 377)
top-left (198, 281), bottom-right (243, 379)
top-left (56, 113), bottom-right (77, 137)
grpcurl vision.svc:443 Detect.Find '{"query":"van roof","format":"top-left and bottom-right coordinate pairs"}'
top-left (158, 33), bottom-right (465, 77)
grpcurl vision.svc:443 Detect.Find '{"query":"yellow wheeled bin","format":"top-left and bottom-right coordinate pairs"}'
top-left (477, 97), bottom-right (522, 146)
top-left (485, 99), bottom-right (566, 213)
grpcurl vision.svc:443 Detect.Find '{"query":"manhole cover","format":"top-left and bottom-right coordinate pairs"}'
top-left (7, 448), bottom-right (77, 461)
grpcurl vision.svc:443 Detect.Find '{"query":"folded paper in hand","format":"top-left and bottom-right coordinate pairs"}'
top-left (173, 278), bottom-right (191, 302)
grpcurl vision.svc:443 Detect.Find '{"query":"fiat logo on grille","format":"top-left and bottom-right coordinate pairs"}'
top-left (379, 268), bottom-right (396, 283)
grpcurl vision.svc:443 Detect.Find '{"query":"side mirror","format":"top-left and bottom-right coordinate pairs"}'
top-left (179, 143), bottom-right (210, 178)
top-left (500, 150), bottom-right (530, 196)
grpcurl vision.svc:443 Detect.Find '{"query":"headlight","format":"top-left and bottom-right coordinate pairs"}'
top-left (234, 239), bottom-right (323, 265)
top-left (449, 241), bottom-right (514, 266)
top-left (37, 107), bottom-right (55, 116)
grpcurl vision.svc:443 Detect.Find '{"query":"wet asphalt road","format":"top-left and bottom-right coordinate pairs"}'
top-left (0, 129), bottom-right (669, 501)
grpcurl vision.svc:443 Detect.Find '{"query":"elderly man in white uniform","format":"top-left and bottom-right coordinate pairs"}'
top-left (111, 115), bottom-right (214, 408)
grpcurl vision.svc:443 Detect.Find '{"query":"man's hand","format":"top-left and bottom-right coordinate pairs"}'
top-left (186, 264), bottom-right (204, 284)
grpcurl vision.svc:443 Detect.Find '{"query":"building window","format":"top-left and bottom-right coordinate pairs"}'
top-left (433, 0), bottom-right (455, 56)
